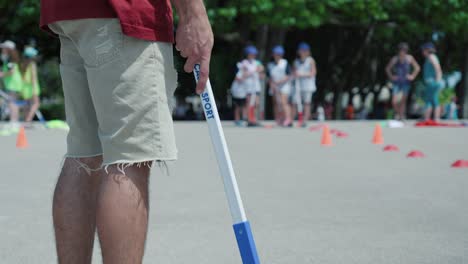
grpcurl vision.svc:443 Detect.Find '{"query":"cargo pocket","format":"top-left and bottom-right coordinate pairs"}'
top-left (80, 19), bottom-right (124, 68)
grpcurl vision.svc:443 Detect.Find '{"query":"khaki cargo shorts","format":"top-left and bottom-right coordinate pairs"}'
top-left (49, 19), bottom-right (178, 166)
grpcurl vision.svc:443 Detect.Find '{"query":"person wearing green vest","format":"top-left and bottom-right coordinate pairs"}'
top-left (421, 42), bottom-right (443, 121)
top-left (20, 46), bottom-right (41, 123)
top-left (0, 40), bottom-right (22, 124)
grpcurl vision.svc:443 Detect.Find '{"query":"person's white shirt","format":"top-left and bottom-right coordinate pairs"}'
top-left (231, 69), bottom-right (247, 99)
top-left (267, 58), bottom-right (290, 94)
top-left (241, 59), bottom-right (262, 94)
top-left (294, 56), bottom-right (316, 92)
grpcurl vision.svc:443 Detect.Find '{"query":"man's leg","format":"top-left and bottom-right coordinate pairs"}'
top-left (96, 164), bottom-right (150, 264)
top-left (69, 18), bottom-right (177, 262)
top-left (53, 156), bottom-right (102, 264)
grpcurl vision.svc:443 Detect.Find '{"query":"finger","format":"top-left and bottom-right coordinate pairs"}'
top-left (179, 49), bottom-right (189, 58)
top-left (184, 56), bottom-right (197, 73)
top-left (196, 57), bottom-right (210, 94)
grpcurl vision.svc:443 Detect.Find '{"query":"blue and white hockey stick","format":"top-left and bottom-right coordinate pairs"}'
top-left (193, 64), bottom-right (260, 264)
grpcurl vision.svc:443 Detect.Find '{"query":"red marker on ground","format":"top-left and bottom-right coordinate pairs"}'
top-left (451, 160), bottom-right (468, 168)
top-left (407, 150), bottom-right (425, 158)
top-left (383, 145), bottom-right (399, 152)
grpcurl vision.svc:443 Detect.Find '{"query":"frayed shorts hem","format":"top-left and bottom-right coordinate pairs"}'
top-left (63, 153), bottom-right (177, 174)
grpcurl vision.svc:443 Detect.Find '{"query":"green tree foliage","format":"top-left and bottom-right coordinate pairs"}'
top-left (0, 0), bottom-right (40, 36)
top-left (204, 0), bottom-right (467, 117)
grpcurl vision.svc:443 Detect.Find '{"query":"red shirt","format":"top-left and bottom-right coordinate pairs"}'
top-left (40, 0), bottom-right (174, 43)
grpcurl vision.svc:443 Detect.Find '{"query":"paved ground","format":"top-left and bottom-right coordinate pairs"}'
top-left (0, 121), bottom-right (467, 264)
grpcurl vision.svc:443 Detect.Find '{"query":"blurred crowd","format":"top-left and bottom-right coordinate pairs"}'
top-left (1, 38), bottom-right (461, 127)
top-left (226, 41), bottom-right (459, 127)
top-left (0, 40), bottom-right (41, 128)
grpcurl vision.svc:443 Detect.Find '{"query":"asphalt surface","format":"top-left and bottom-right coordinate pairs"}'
top-left (0, 121), bottom-right (467, 264)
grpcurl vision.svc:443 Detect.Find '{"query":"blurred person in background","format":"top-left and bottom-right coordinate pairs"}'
top-left (385, 42), bottom-right (420, 120)
top-left (20, 46), bottom-right (41, 124)
top-left (0, 40), bottom-right (23, 128)
top-left (293, 42), bottom-right (316, 127)
top-left (240, 45), bottom-right (264, 126)
top-left (421, 42), bottom-right (443, 121)
top-left (267, 45), bottom-right (292, 127)
top-left (231, 62), bottom-right (247, 126)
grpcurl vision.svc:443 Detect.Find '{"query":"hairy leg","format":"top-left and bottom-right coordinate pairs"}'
top-left (97, 164), bottom-right (150, 264)
top-left (53, 156), bottom-right (102, 264)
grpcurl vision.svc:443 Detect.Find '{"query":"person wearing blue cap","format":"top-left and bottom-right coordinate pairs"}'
top-left (267, 45), bottom-right (292, 126)
top-left (292, 42), bottom-right (316, 127)
top-left (421, 42), bottom-right (443, 120)
top-left (20, 46), bottom-right (41, 124)
top-left (239, 45), bottom-right (264, 126)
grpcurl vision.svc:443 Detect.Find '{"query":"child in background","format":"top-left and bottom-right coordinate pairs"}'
top-left (293, 42), bottom-right (316, 127)
top-left (421, 42), bottom-right (443, 121)
top-left (240, 45), bottom-right (264, 126)
top-left (385, 42), bottom-right (420, 120)
top-left (231, 62), bottom-right (247, 126)
top-left (0, 40), bottom-right (23, 127)
top-left (445, 96), bottom-right (458, 120)
top-left (20, 46), bottom-right (41, 124)
top-left (267, 45), bottom-right (292, 127)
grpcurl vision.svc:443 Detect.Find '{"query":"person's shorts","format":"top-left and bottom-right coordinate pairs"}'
top-left (392, 83), bottom-right (410, 95)
top-left (279, 83), bottom-right (291, 96)
top-left (293, 78), bottom-right (315, 104)
top-left (6, 91), bottom-right (18, 103)
top-left (293, 90), bottom-right (314, 104)
top-left (269, 83), bottom-right (290, 97)
top-left (232, 97), bottom-right (246, 107)
top-left (49, 19), bottom-right (178, 166)
top-left (424, 79), bottom-right (443, 109)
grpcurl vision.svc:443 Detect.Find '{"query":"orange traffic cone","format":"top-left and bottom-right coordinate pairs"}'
top-left (372, 124), bottom-right (384, 144)
top-left (16, 126), bottom-right (28, 149)
top-left (321, 125), bottom-right (332, 146)
top-left (248, 106), bottom-right (257, 124)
